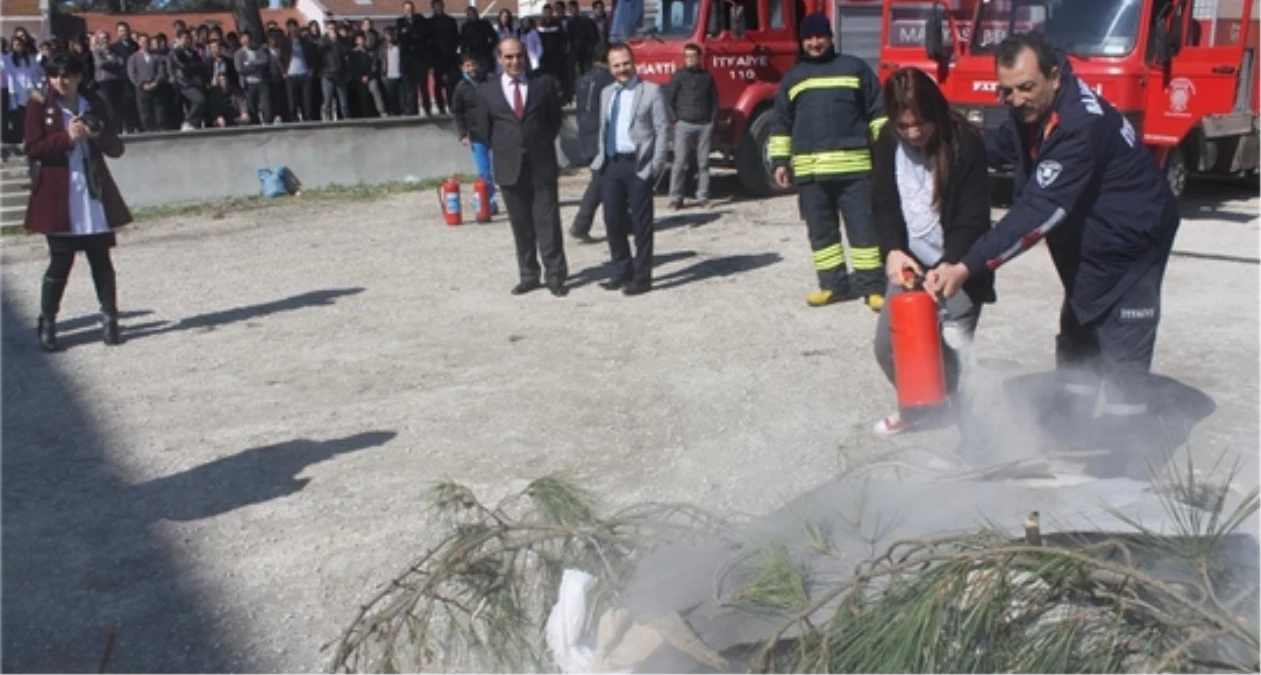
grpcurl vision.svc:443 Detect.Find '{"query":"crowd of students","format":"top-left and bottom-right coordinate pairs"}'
top-left (0, 0), bottom-right (612, 140)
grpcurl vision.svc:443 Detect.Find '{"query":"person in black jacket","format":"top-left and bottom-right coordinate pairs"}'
top-left (665, 42), bottom-right (717, 209)
top-left (568, 42), bottom-right (613, 242)
top-left (869, 66), bottom-right (993, 437)
top-left (428, 0), bottom-right (461, 114)
top-left (459, 7), bottom-right (498, 75)
top-left (169, 30), bottom-right (208, 129)
top-left (451, 51), bottom-right (498, 215)
top-left (396, 0), bottom-right (434, 115)
top-left (318, 21), bottom-right (351, 120)
top-left (566, 0), bottom-right (600, 74)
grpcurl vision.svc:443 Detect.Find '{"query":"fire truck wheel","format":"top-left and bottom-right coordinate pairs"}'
top-left (736, 109), bottom-right (792, 197)
top-left (1164, 144), bottom-right (1189, 198)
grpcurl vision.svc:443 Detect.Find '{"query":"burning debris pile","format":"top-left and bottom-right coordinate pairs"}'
top-left (327, 462), bottom-right (1259, 674)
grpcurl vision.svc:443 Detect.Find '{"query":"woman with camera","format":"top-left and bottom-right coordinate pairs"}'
top-left (24, 52), bottom-right (133, 352)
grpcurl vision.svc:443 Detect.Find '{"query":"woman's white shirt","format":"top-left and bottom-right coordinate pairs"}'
top-left (6, 54), bottom-right (43, 108)
top-left (895, 140), bottom-right (945, 267)
top-left (53, 97), bottom-right (111, 237)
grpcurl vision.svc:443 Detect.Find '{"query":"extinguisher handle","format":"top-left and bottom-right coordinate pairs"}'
top-left (900, 267), bottom-right (923, 290)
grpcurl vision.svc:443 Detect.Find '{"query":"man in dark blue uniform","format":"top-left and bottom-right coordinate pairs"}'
top-left (926, 32), bottom-right (1180, 476)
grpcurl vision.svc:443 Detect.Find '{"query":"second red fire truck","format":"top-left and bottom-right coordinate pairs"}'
top-left (617, 0), bottom-right (1259, 197)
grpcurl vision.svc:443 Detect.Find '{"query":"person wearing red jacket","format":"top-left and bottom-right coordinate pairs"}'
top-left (24, 52), bottom-right (132, 352)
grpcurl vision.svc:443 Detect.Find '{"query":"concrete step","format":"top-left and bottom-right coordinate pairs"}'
top-left (2, 191), bottom-right (27, 208)
top-left (0, 205), bottom-right (27, 228)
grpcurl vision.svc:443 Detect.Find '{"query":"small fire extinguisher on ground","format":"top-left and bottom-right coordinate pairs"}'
top-left (439, 175), bottom-right (462, 226)
top-left (890, 269), bottom-right (948, 420)
top-left (472, 176), bottom-right (492, 223)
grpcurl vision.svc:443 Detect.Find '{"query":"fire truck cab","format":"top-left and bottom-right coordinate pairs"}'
top-left (614, 0), bottom-right (882, 195)
top-left (880, 0), bottom-right (1260, 195)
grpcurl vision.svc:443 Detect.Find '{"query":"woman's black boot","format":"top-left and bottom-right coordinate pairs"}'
top-left (102, 311), bottom-right (123, 346)
top-left (37, 315), bottom-right (58, 352)
top-left (38, 275), bottom-right (68, 352)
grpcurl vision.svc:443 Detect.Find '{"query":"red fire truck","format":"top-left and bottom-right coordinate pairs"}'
top-left (616, 0), bottom-right (886, 195)
top-left (882, 0), bottom-right (1259, 196)
top-left (620, 0), bottom-right (1259, 196)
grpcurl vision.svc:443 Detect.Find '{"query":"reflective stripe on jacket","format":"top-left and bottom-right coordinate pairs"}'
top-left (769, 50), bottom-right (885, 183)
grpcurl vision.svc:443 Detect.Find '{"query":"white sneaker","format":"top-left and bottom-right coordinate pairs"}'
top-left (872, 412), bottom-right (909, 437)
top-left (180, 122), bottom-right (195, 132)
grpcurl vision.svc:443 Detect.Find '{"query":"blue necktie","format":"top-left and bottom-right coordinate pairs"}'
top-left (606, 87), bottom-right (622, 158)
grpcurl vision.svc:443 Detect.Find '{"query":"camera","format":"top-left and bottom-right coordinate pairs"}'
top-left (78, 112), bottom-right (104, 134)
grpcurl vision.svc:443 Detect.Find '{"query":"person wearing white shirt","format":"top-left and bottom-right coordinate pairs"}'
top-left (5, 36), bottom-right (43, 145)
top-left (588, 44), bottom-right (668, 296)
top-left (22, 54), bottom-right (134, 351)
top-left (868, 67), bottom-right (993, 437)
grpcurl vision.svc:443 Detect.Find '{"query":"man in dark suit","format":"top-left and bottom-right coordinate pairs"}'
top-left (475, 37), bottom-right (569, 297)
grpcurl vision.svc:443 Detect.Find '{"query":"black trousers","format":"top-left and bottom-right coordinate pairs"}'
top-left (180, 86), bottom-right (207, 127)
top-left (1055, 255), bottom-right (1169, 417)
top-left (384, 78), bottom-right (404, 115)
top-left (3, 103), bottom-right (23, 145)
top-left (42, 234), bottom-right (118, 317)
top-left (286, 74), bottom-right (316, 122)
top-left (570, 167), bottom-right (603, 236)
top-left (431, 61), bottom-right (458, 113)
top-left (406, 63), bottom-right (434, 114)
top-left (136, 87), bottom-right (168, 132)
top-left (244, 82), bottom-right (273, 125)
top-left (123, 81), bottom-right (141, 133)
top-left (502, 158), bottom-right (567, 284)
top-left (797, 176), bottom-right (883, 296)
top-left (98, 80), bottom-right (127, 135)
top-left (601, 155), bottom-right (654, 284)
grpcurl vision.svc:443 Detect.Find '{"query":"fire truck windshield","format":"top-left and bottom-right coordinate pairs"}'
top-left (969, 0), bottom-right (1142, 57)
top-left (611, 0), bottom-right (702, 38)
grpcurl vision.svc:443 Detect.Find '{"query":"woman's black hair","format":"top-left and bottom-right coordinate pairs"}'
top-left (43, 51), bottom-right (86, 79)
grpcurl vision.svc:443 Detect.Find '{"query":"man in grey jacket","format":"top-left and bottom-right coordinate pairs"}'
top-left (590, 43), bottom-right (668, 296)
top-left (126, 34), bottom-right (169, 131)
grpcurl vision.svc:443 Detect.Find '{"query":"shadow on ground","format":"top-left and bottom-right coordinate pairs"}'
top-left (654, 252), bottom-right (784, 290)
top-left (569, 250), bottom-right (698, 289)
top-left (1001, 371), bottom-right (1216, 480)
top-left (52, 287), bottom-right (364, 349)
top-left (2, 288), bottom-right (392, 671)
top-left (132, 432), bottom-right (395, 522)
top-left (1179, 180), bottom-right (1260, 224)
top-left (655, 210), bottom-right (728, 231)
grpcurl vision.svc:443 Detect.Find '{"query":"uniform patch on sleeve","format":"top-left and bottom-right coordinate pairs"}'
top-left (1035, 160), bottom-right (1063, 189)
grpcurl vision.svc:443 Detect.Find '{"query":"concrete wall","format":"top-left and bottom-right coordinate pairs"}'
top-left (110, 113), bottom-right (582, 209)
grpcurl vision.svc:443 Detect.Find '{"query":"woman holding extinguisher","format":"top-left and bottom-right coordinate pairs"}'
top-left (24, 52), bottom-right (133, 352)
top-left (869, 67), bottom-right (994, 436)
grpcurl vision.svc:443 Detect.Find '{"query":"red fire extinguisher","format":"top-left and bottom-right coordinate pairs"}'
top-left (439, 175), bottom-right (462, 226)
top-left (890, 269), bottom-right (947, 417)
top-left (472, 176), bottom-right (492, 223)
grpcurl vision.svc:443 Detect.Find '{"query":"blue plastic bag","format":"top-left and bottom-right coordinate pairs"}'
top-left (258, 166), bottom-right (300, 199)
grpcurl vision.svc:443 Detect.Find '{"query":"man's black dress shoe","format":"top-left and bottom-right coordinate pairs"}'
top-left (622, 280), bottom-right (652, 296)
top-left (548, 281), bottom-right (569, 297)
top-left (512, 280), bottom-right (542, 295)
top-left (599, 278), bottom-right (630, 291)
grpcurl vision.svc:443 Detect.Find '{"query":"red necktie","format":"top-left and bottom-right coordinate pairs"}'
top-left (512, 80), bottom-right (524, 119)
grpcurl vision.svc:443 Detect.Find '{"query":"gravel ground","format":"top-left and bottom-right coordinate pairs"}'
top-left (3, 171), bottom-right (1257, 673)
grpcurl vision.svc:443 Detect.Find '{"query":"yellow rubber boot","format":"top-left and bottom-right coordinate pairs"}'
top-left (807, 290), bottom-right (839, 307)
top-left (865, 294), bottom-right (885, 312)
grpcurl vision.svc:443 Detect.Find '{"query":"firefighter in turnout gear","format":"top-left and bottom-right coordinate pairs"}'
top-left (770, 13), bottom-right (887, 310)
